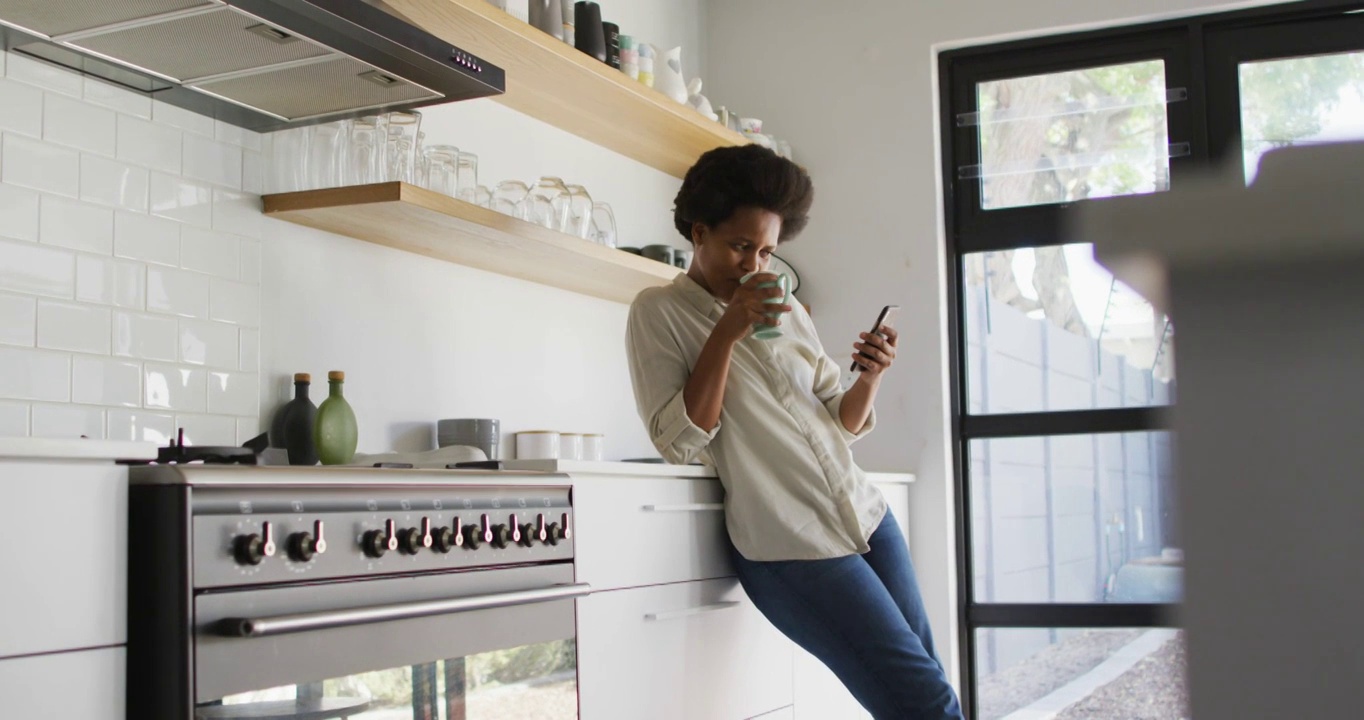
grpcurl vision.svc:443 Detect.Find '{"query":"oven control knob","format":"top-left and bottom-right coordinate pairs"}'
top-left (544, 523), bottom-right (560, 546)
top-left (363, 519), bottom-right (397, 558)
top-left (398, 518), bottom-right (432, 555)
top-left (490, 523), bottom-right (511, 549)
top-left (518, 523), bottom-right (537, 546)
top-left (288, 520), bottom-right (326, 562)
top-left (431, 526), bottom-right (455, 553)
top-left (461, 524), bottom-right (483, 549)
top-left (233, 521), bottom-right (275, 565)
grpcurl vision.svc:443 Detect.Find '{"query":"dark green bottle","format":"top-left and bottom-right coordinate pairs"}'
top-left (271, 373), bottom-right (318, 466)
top-left (314, 370), bottom-right (358, 465)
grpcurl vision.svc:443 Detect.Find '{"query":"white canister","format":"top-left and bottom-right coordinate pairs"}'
top-left (559, 433), bottom-right (583, 461)
top-left (582, 433), bottom-right (605, 461)
top-left (516, 431), bottom-right (561, 460)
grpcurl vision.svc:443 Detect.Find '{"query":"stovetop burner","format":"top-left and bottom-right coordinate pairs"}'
top-left (120, 428), bottom-right (260, 466)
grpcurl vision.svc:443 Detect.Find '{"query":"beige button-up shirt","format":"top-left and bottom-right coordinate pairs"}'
top-left (626, 273), bottom-right (887, 561)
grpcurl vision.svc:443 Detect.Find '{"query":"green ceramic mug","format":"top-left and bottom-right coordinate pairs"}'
top-left (741, 271), bottom-right (793, 340)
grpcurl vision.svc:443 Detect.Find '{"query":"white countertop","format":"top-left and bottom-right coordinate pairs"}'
top-left (0, 437), bottom-right (159, 461)
top-left (1073, 141), bottom-right (1364, 310)
top-left (500, 459), bottom-right (915, 484)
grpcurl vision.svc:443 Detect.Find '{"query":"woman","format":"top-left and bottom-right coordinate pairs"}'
top-left (625, 145), bottom-right (964, 719)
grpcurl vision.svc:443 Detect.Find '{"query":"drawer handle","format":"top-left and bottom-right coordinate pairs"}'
top-left (641, 503), bottom-right (724, 512)
top-left (644, 601), bottom-right (740, 622)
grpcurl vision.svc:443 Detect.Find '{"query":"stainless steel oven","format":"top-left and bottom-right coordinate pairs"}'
top-left (126, 464), bottom-right (587, 720)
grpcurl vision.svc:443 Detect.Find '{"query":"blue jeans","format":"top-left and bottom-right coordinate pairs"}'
top-left (729, 511), bottom-right (964, 720)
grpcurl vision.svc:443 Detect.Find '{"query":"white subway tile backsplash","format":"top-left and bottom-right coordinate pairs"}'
top-left (107, 409), bottom-right (175, 443)
top-left (242, 149), bottom-right (264, 195)
top-left (76, 254), bottom-right (144, 308)
top-left (236, 416), bottom-right (262, 446)
top-left (179, 318), bottom-right (238, 368)
top-left (114, 211), bottom-right (179, 266)
top-left (214, 121), bottom-right (262, 152)
top-left (2, 133), bottom-right (80, 197)
top-left (183, 134), bottom-right (243, 190)
top-left (149, 172), bottom-right (212, 227)
top-left (0, 79), bottom-right (43, 137)
top-left (0, 401), bottom-right (28, 436)
top-left (145, 363), bottom-right (207, 412)
top-left (147, 266), bottom-right (210, 318)
top-left (209, 278), bottom-right (258, 326)
top-left (0, 182), bottom-right (41, 242)
top-left (40, 195), bottom-right (113, 254)
top-left (36, 300), bottom-right (111, 354)
top-left (81, 155), bottom-right (150, 212)
top-left (153, 100), bottom-right (215, 138)
top-left (180, 226), bottom-right (240, 279)
top-left (208, 371), bottom-right (258, 416)
top-left (117, 116), bottom-right (181, 174)
top-left (114, 311), bottom-right (178, 362)
top-left (31, 403), bottom-right (104, 439)
top-left (72, 355), bottom-right (141, 407)
top-left (6, 54), bottom-right (82, 97)
top-left (0, 347), bottom-right (70, 401)
top-left (44, 94), bottom-right (116, 156)
top-left (239, 239), bottom-right (261, 285)
top-left (238, 327), bottom-right (259, 371)
top-left (0, 292), bottom-right (36, 346)
top-left (212, 189), bottom-right (262, 239)
top-left (83, 78), bottom-right (152, 119)
top-left (0, 238), bottom-right (75, 298)
top-left (175, 413), bottom-right (236, 445)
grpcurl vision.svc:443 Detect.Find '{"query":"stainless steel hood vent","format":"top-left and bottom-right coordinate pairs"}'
top-left (0, 0), bottom-right (504, 131)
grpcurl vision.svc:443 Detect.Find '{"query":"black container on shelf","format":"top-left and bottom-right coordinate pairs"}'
top-left (603, 21), bottom-right (620, 68)
top-left (574, 2), bottom-right (606, 63)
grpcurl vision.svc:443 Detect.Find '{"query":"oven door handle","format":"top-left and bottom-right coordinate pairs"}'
top-left (217, 583), bottom-right (593, 638)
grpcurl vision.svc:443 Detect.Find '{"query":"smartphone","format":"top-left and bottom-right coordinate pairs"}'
top-left (851, 304), bottom-right (901, 372)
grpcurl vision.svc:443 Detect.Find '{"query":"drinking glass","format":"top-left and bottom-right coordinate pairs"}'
top-left (308, 120), bottom-right (350, 189)
top-left (472, 185), bottom-right (493, 208)
top-left (527, 176), bottom-right (570, 229)
top-left (564, 184), bottom-right (593, 238)
top-left (422, 145), bottom-right (460, 196)
top-left (492, 180), bottom-right (531, 218)
top-left (349, 115), bottom-right (387, 185)
top-left (454, 152), bottom-right (479, 203)
top-left (383, 111), bottom-right (422, 183)
top-left (268, 126), bottom-right (310, 193)
top-left (590, 202), bottom-right (617, 247)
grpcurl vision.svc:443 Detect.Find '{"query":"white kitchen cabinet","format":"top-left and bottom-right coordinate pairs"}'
top-left (0, 647), bottom-right (124, 719)
top-left (0, 460), bottom-right (127, 658)
top-left (573, 474), bottom-right (731, 591)
top-left (577, 577), bottom-right (793, 720)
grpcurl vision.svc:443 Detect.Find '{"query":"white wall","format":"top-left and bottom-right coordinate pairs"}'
top-left (0, 0), bottom-right (706, 464)
top-left (704, 0), bottom-right (1293, 683)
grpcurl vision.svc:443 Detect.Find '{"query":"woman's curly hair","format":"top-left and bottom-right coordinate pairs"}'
top-left (673, 144), bottom-right (813, 244)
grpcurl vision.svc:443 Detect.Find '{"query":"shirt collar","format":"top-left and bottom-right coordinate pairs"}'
top-left (672, 272), bottom-right (726, 319)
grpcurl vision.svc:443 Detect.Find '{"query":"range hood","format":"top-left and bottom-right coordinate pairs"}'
top-left (0, 0), bottom-right (505, 131)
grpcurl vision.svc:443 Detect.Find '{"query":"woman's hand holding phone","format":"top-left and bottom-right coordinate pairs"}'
top-left (851, 305), bottom-right (900, 376)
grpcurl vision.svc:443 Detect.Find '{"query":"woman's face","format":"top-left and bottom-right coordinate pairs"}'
top-left (687, 206), bottom-right (782, 302)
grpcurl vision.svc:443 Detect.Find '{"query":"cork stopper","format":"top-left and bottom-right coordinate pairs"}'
top-left (328, 370), bottom-right (345, 382)
top-left (293, 372), bottom-right (311, 382)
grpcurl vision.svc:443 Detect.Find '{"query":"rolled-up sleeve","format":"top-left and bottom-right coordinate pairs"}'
top-left (626, 296), bottom-right (719, 465)
top-left (813, 352), bottom-right (876, 444)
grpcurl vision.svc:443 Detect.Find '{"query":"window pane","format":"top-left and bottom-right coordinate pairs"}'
top-left (1240, 50), bottom-right (1364, 183)
top-left (969, 432), bottom-right (1180, 604)
top-left (974, 60), bottom-right (1173, 210)
top-left (963, 244), bottom-right (1173, 415)
top-left (975, 628), bottom-right (1186, 719)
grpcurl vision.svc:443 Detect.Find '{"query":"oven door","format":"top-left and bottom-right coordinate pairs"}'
top-left (193, 564), bottom-right (585, 719)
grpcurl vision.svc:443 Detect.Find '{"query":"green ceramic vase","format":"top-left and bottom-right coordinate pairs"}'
top-left (314, 370), bottom-right (358, 465)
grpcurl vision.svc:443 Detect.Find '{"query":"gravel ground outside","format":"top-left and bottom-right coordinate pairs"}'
top-left (978, 629), bottom-right (1145, 719)
top-left (1054, 637), bottom-right (1188, 720)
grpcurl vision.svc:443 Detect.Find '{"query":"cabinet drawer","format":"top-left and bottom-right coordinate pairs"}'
top-left (0, 647), bottom-right (124, 719)
top-left (0, 461), bottom-right (127, 657)
top-left (574, 475), bottom-right (731, 590)
top-left (577, 578), bottom-right (793, 720)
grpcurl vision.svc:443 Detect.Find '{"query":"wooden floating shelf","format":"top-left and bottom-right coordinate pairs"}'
top-left (263, 182), bottom-right (680, 303)
top-left (380, 0), bottom-right (748, 178)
